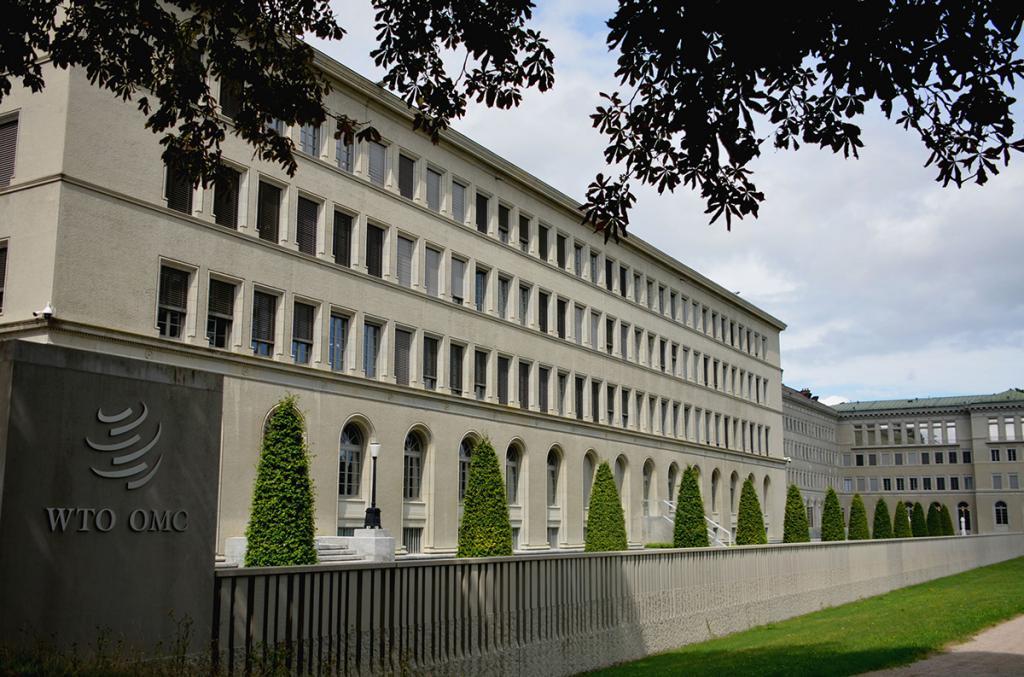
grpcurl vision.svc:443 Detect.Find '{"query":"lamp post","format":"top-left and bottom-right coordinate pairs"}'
top-left (364, 441), bottom-right (382, 529)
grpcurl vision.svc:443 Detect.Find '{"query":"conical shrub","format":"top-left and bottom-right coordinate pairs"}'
top-left (939, 504), bottom-right (955, 535)
top-left (585, 461), bottom-right (628, 552)
top-left (893, 501), bottom-right (912, 538)
top-left (245, 396), bottom-right (317, 567)
top-left (735, 477), bottom-right (767, 545)
top-left (457, 437), bottom-right (513, 557)
top-left (847, 494), bottom-right (870, 540)
top-left (872, 498), bottom-right (893, 539)
top-left (821, 486), bottom-right (845, 541)
top-left (783, 484), bottom-right (810, 543)
top-left (926, 502), bottom-right (942, 536)
top-left (673, 466), bottom-right (708, 547)
top-left (911, 502), bottom-right (928, 537)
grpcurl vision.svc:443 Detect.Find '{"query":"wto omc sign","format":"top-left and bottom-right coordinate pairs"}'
top-left (44, 401), bottom-right (189, 534)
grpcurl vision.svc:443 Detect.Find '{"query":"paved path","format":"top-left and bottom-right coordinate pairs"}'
top-left (859, 614), bottom-right (1024, 676)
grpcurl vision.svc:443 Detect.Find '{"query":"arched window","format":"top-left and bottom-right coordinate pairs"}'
top-left (762, 476), bottom-right (771, 518)
top-left (995, 501), bottom-right (1009, 526)
top-left (506, 445), bottom-right (521, 504)
top-left (667, 464), bottom-right (679, 503)
top-left (458, 437), bottom-right (473, 501)
top-left (614, 456), bottom-right (626, 494)
top-left (711, 469), bottom-right (721, 513)
top-left (642, 460), bottom-right (654, 516)
top-left (583, 453), bottom-right (596, 506)
top-left (338, 424), bottom-right (363, 497)
top-left (957, 502), bottom-right (971, 532)
top-left (547, 449), bottom-right (561, 507)
top-left (403, 432), bottom-right (424, 500)
top-left (730, 472), bottom-right (739, 512)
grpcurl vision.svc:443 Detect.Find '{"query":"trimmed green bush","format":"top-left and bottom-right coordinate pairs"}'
top-left (926, 502), bottom-right (942, 536)
top-left (457, 437), bottom-right (513, 557)
top-left (674, 466), bottom-right (709, 548)
top-left (821, 486), bottom-right (845, 541)
top-left (585, 461), bottom-right (628, 552)
top-left (847, 494), bottom-right (870, 540)
top-left (939, 504), bottom-right (955, 536)
top-left (645, 542), bottom-right (675, 549)
top-left (911, 502), bottom-right (928, 537)
top-left (893, 501), bottom-right (912, 538)
top-left (783, 484), bottom-right (810, 543)
top-left (245, 396), bottom-right (317, 567)
top-left (872, 498), bottom-right (893, 539)
top-left (735, 477), bottom-right (767, 545)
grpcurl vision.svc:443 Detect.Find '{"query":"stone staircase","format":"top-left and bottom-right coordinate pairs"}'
top-left (315, 537), bottom-right (365, 564)
top-left (214, 553), bottom-right (236, 569)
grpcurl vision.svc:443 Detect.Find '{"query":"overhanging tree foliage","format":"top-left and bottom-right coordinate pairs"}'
top-left (783, 484), bottom-right (810, 543)
top-left (926, 502), bottom-right (943, 536)
top-left (5, 2), bottom-right (1022, 233)
top-left (585, 461), bottom-right (628, 552)
top-left (847, 494), bottom-right (870, 541)
top-left (735, 478), bottom-right (766, 545)
top-left (893, 501), bottom-right (912, 538)
top-left (911, 502), bottom-right (928, 537)
top-left (244, 396), bottom-right (317, 567)
top-left (457, 437), bottom-right (513, 558)
top-left (821, 486), bottom-right (845, 542)
top-left (673, 466), bottom-right (708, 548)
top-left (939, 504), bottom-right (956, 536)
top-left (872, 498), bottom-right (893, 539)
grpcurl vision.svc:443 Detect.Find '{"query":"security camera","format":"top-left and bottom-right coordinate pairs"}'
top-left (32, 303), bottom-right (55, 320)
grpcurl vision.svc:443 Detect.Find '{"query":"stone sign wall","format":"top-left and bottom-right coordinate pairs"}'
top-left (0, 341), bottom-right (222, 654)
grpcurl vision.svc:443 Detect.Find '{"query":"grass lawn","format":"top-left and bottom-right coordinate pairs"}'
top-left (588, 556), bottom-right (1024, 677)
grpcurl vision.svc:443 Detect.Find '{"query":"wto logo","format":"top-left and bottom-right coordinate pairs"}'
top-left (86, 402), bottom-right (163, 490)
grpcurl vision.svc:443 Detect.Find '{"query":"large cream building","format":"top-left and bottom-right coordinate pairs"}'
top-left (782, 385), bottom-right (840, 538)
top-left (0, 52), bottom-right (788, 555)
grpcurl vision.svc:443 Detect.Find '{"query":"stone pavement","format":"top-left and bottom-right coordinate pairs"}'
top-left (859, 614), bottom-right (1024, 676)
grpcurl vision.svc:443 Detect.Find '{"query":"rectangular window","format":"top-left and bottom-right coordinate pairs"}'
top-left (291, 302), bottom-right (314, 364)
top-left (518, 361), bottom-right (531, 409)
top-left (946, 422), bottom-right (957, 444)
top-left (909, 477), bottom-right (918, 491)
top-left (949, 451), bottom-right (957, 463)
top-left (475, 193), bottom-right (489, 233)
top-left (619, 266), bottom-right (628, 299)
top-left (591, 381), bottom-right (601, 423)
top-left (574, 305), bottom-right (584, 345)
top-left (332, 211), bottom-right (352, 267)
top-left (0, 118), bottom-right (15, 187)
top-left (896, 477), bottom-right (905, 491)
top-left (589, 252), bottom-right (599, 284)
top-left (963, 451), bottom-right (972, 463)
top-left (498, 205), bottom-right (510, 244)
top-left (336, 138), bottom-right (353, 172)
top-left (299, 124), bottom-right (320, 156)
top-left (474, 350), bottom-right (487, 400)
top-left (606, 318), bottom-right (615, 354)
top-left (363, 322), bottom-right (381, 378)
top-left (396, 236), bottom-right (414, 288)
top-left (590, 312), bottom-right (600, 350)
top-left (519, 285), bottom-right (531, 327)
top-left (251, 291), bottom-right (276, 356)
top-left (843, 478), bottom-right (853, 492)
top-left (621, 389), bottom-right (630, 428)
top-left (157, 266), bottom-right (189, 338)
top-left (206, 279), bottom-right (234, 348)
top-left (449, 344), bottom-right (464, 395)
top-left (575, 376), bottom-right (585, 420)
top-left (393, 327), bottom-right (409, 385)
top-left (607, 384), bottom-right (616, 424)
top-left (556, 298), bottom-right (567, 339)
top-left (328, 314), bottom-right (347, 371)
top-left (474, 267), bottom-right (488, 312)
top-left (989, 417), bottom-right (999, 440)
top-left (950, 476), bottom-right (959, 490)
top-left (256, 182), bottom-right (281, 242)
top-left (296, 197), bottom-right (318, 255)
top-left (935, 452), bottom-right (944, 465)
top-left (993, 474), bottom-right (1003, 490)
top-left (538, 225), bottom-right (550, 260)
top-left (556, 234), bottom-right (567, 268)
top-left (164, 164), bottom-right (193, 214)
top-left (425, 248), bottom-right (441, 297)
top-left (964, 475), bottom-right (973, 490)
top-left (398, 154), bottom-right (415, 199)
top-left (936, 477), bottom-right (946, 491)
top-left (1006, 416), bottom-right (1017, 440)
top-left (573, 244), bottom-right (583, 276)
top-left (213, 167), bottom-right (240, 229)
top-left (452, 181), bottom-right (467, 223)
top-left (538, 366), bottom-right (550, 412)
top-left (365, 224), bottom-right (384, 278)
top-left (604, 258), bottom-right (614, 292)
top-left (1010, 473), bottom-right (1020, 490)
top-left (422, 336), bottom-right (438, 390)
top-left (368, 141), bottom-right (387, 186)
top-left (557, 372), bottom-right (567, 415)
top-left (497, 356), bottom-right (510, 405)
top-left (425, 167), bottom-right (442, 211)
top-left (519, 215), bottom-right (530, 252)
top-left (537, 291), bottom-right (549, 333)
top-left (620, 324), bottom-right (629, 360)
top-left (498, 276), bottom-right (510, 319)
top-left (922, 477), bottom-right (932, 490)
top-left (991, 448), bottom-right (1001, 462)
top-left (451, 257), bottom-right (466, 304)
top-left (922, 452), bottom-right (930, 465)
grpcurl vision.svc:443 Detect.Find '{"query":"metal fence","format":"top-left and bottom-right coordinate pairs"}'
top-left (211, 533), bottom-right (1024, 676)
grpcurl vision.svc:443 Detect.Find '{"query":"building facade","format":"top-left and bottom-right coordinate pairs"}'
top-left (783, 388), bottom-right (1024, 536)
top-left (782, 386), bottom-right (840, 538)
top-left (0, 52), bottom-right (787, 555)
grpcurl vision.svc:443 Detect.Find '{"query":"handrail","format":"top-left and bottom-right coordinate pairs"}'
top-left (660, 499), bottom-right (732, 547)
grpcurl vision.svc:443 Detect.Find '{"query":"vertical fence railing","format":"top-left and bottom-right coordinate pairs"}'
top-left (211, 533), bottom-right (1024, 676)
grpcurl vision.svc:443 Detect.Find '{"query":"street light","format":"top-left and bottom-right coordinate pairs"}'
top-left (364, 441), bottom-right (382, 529)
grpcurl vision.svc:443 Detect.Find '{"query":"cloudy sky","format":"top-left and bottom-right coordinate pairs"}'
top-left (310, 1), bottom-right (1024, 405)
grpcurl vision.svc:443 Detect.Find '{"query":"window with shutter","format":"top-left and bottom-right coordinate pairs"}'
top-left (518, 215), bottom-right (530, 252)
top-left (300, 124), bottom-right (321, 156)
top-left (365, 224), bottom-right (384, 278)
top-left (519, 285), bottom-right (530, 326)
top-left (498, 277), bottom-right (510, 318)
top-left (537, 292), bottom-right (549, 333)
top-left (620, 324), bottom-right (629, 359)
top-left (475, 193), bottom-right (489, 233)
top-left (449, 344), bottom-right (464, 395)
top-left (574, 306), bottom-right (583, 345)
top-left (474, 350), bottom-right (487, 399)
top-left (573, 244), bottom-right (583, 276)
top-left (589, 252), bottom-right (598, 283)
top-left (206, 279), bottom-right (235, 348)
top-left (296, 197), bottom-right (318, 255)
top-left (212, 167), bottom-right (240, 229)
top-left (498, 205), bottom-right (510, 243)
top-left (0, 119), bottom-right (18, 187)
top-left (423, 336), bottom-right (438, 390)
top-left (0, 242), bottom-right (7, 311)
top-left (251, 291), bottom-right (276, 355)
top-left (426, 168), bottom-right (442, 211)
top-left (557, 373), bottom-right (567, 415)
top-left (328, 314), bottom-right (347, 371)
top-left (333, 211), bottom-right (352, 267)
top-left (518, 361), bottom-right (530, 409)
top-left (398, 154), bottom-right (415, 199)
top-left (336, 138), bottom-right (354, 172)
top-left (291, 302), bottom-right (315, 364)
top-left (394, 329), bottom-right (411, 385)
top-left (257, 182), bottom-right (281, 242)
top-left (164, 164), bottom-right (193, 214)
top-left (368, 141), bottom-right (387, 186)
top-left (590, 312), bottom-right (599, 349)
top-left (396, 236), bottom-right (414, 287)
top-left (497, 357), bottom-right (510, 405)
top-left (425, 248), bottom-right (440, 296)
top-left (474, 267), bottom-right (488, 312)
top-left (157, 266), bottom-right (189, 338)
top-left (219, 80), bottom-right (242, 119)
top-left (450, 257), bottom-right (465, 303)
top-left (363, 322), bottom-right (380, 377)
top-left (452, 181), bottom-right (466, 223)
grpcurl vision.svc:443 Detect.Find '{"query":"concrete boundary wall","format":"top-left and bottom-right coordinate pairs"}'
top-left (212, 534), bottom-right (1024, 676)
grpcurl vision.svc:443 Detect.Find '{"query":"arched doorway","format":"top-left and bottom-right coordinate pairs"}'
top-left (957, 502), bottom-right (971, 533)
